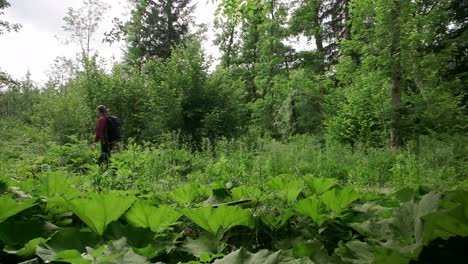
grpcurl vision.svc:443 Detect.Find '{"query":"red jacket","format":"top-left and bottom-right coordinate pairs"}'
top-left (94, 114), bottom-right (108, 143)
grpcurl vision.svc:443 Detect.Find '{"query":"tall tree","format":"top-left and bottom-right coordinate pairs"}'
top-left (326, 0), bottom-right (467, 147)
top-left (290, 0), bottom-right (351, 71)
top-left (389, 0), bottom-right (401, 148)
top-left (106, 0), bottom-right (195, 67)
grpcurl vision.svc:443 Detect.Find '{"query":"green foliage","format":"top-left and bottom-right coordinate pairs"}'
top-left (303, 176), bottom-right (337, 195)
top-left (0, 135), bottom-right (467, 262)
top-left (1, 0), bottom-right (467, 261)
top-left (321, 187), bottom-right (360, 216)
top-left (181, 205), bottom-right (255, 235)
top-left (124, 201), bottom-right (182, 233)
top-left (266, 175), bottom-right (303, 203)
top-left (166, 183), bottom-right (203, 205)
top-left (0, 196), bottom-right (36, 223)
top-left (295, 195), bottom-right (326, 225)
top-left (213, 247), bottom-right (313, 264)
top-left (422, 190), bottom-right (468, 243)
top-left (31, 84), bottom-right (91, 143)
top-left (35, 228), bottom-right (101, 263)
top-left (66, 191), bottom-right (136, 235)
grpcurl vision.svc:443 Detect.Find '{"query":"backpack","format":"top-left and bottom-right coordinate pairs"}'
top-left (106, 115), bottom-right (122, 143)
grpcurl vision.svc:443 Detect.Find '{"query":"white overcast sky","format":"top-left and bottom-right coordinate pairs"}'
top-left (0, 0), bottom-right (218, 84)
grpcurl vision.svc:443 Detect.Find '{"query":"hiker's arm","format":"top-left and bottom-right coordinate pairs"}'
top-left (94, 117), bottom-right (106, 143)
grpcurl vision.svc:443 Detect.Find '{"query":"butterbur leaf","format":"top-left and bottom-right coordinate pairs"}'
top-left (261, 208), bottom-right (295, 229)
top-left (373, 247), bottom-right (414, 264)
top-left (414, 192), bottom-right (441, 243)
top-left (105, 221), bottom-right (155, 248)
top-left (321, 187), bottom-right (360, 215)
top-left (134, 232), bottom-right (180, 259)
top-left (0, 196), bottom-right (36, 223)
top-left (89, 238), bottom-right (149, 264)
top-left (394, 187), bottom-right (418, 203)
top-left (266, 175), bottom-right (293, 190)
top-left (295, 195), bottom-right (326, 225)
top-left (267, 176), bottom-right (303, 202)
top-left (4, 237), bottom-right (47, 258)
top-left (231, 185), bottom-right (263, 202)
top-left (105, 221), bottom-right (178, 259)
top-left (181, 205), bottom-right (254, 235)
top-left (66, 191), bottom-right (136, 235)
top-left (284, 180), bottom-right (304, 202)
top-left (124, 201), bottom-right (182, 233)
top-left (303, 176), bottom-right (337, 194)
top-left (292, 240), bottom-right (337, 263)
top-left (36, 228), bottom-right (100, 262)
top-left (335, 240), bottom-right (374, 264)
top-left (182, 234), bottom-right (225, 258)
top-left (41, 239), bottom-right (148, 264)
top-left (422, 191), bottom-right (468, 244)
top-left (213, 247), bottom-right (313, 264)
top-left (53, 250), bottom-right (90, 264)
top-left (445, 190), bottom-right (468, 219)
top-left (0, 219), bottom-right (58, 246)
top-left (37, 171), bottom-right (79, 198)
top-left (167, 183), bottom-right (200, 204)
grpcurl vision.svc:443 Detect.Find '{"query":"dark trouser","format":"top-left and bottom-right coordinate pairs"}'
top-left (98, 142), bottom-right (114, 165)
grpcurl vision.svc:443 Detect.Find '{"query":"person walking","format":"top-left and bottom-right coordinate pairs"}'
top-left (94, 105), bottom-right (113, 165)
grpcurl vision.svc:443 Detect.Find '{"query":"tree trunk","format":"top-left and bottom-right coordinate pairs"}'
top-left (314, 5), bottom-right (325, 75)
top-left (390, 0), bottom-right (402, 149)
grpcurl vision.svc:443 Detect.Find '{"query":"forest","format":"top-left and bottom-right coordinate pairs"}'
top-left (0, 0), bottom-right (467, 263)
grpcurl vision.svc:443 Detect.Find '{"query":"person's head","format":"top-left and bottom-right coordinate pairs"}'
top-left (96, 105), bottom-right (108, 115)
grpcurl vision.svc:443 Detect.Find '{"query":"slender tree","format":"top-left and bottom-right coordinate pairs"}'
top-left (389, 0), bottom-right (401, 148)
top-left (61, 0), bottom-right (109, 65)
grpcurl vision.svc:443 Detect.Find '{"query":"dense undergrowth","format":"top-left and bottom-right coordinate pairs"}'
top-left (0, 121), bottom-right (467, 263)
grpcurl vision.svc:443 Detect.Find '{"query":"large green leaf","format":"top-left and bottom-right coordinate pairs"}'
top-left (0, 219), bottom-right (58, 246)
top-left (36, 227), bottom-right (101, 262)
top-left (181, 205), bottom-right (254, 235)
top-left (181, 234), bottom-right (226, 260)
top-left (294, 195), bottom-right (327, 225)
top-left (0, 196), bottom-right (36, 223)
top-left (335, 240), bottom-right (414, 264)
top-left (36, 171), bottom-right (80, 198)
top-left (167, 183), bottom-right (200, 204)
top-left (292, 240), bottom-right (339, 264)
top-left (105, 221), bottom-right (177, 259)
top-left (261, 208), bottom-right (295, 230)
top-left (37, 237), bottom-right (149, 264)
top-left (266, 175), bottom-right (303, 202)
top-left (422, 190), bottom-right (468, 244)
top-left (321, 187), bottom-right (360, 215)
top-left (334, 240), bottom-right (374, 264)
top-left (413, 192), bottom-right (441, 243)
top-left (124, 201), bottom-right (182, 233)
top-left (66, 191), bottom-right (136, 235)
top-left (303, 176), bottom-right (337, 195)
top-left (231, 185), bottom-right (263, 202)
top-left (213, 247), bottom-right (313, 264)
top-left (49, 250), bottom-right (91, 264)
top-left (83, 238), bottom-right (149, 264)
top-left (3, 237), bottom-right (47, 258)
